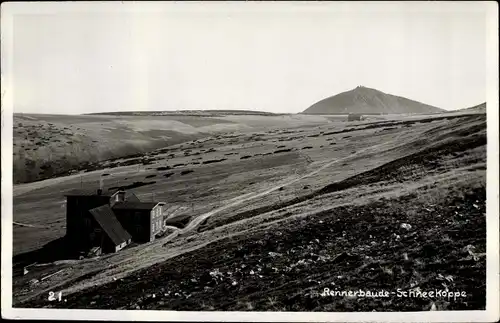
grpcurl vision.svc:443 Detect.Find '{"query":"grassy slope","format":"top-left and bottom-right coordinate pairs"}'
top-left (13, 113), bottom-right (329, 184)
top-left (12, 114), bottom-right (329, 255)
top-left (14, 113), bottom-right (486, 311)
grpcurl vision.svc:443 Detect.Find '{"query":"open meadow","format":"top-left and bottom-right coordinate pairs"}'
top-left (12, 111), bottom-right (486, 311)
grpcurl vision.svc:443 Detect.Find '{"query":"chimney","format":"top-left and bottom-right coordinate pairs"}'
top-left (115, 191), bottom-right (126, 203)
top-left (97, 175), bottom-right (104, 195)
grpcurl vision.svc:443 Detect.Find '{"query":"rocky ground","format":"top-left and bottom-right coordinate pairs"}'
top-left (21, 185), bottom-right (486, 311)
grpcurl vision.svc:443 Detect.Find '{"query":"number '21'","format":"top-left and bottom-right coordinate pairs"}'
top-left (48, 291), bottom-right (62, 301)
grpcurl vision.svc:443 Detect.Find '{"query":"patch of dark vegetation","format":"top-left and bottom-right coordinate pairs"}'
top-left (108, 158), bottom-right (142, 168)
top-left (145, 174), bottom-right (157, 179)
top-left (277, 145), bottom-right (286, 149)
top-left (301, 146), bottom-right (313, 150)
top-left (307, 134), bottom-right (320, 138)
top-left (164, 214), bottom-right (192, 229)
top-left (274, 148), bottom-right (293, 154)
top-left (109, 181), bottom-right (156, 191)
top-left (330, 142), bottom-right (337, 145)
top-left (156, 166), bottom-right (171, 171)
top-left (240, 155), bottom-right (252, 160)
top-left (342, 136), bottom-right (352, 139)
top-left (102, 173), bottom-right (110, 177)
top-left (467, 164), bottom-right (486, 171)
top-left (12, 237), bottom-right (80, 278)
top-left (322, 128), bottom-right (355, 136)
top-left (142, 158), bottom-right (153, 165)
top-left (202, 158), bottom-right (227, 165)
top-left (180, 170), bottom-right (194, 175)
top-left (163, 172), bottom-right (174, 178)
top-left (173, 164), bottom-right (185, 168)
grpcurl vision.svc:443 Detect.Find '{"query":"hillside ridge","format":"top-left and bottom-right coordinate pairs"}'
top-left (303, 86), bottom-right (444, 115)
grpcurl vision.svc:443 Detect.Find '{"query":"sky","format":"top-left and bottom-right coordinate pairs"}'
top-left (5, 2), bottom-right (490, 114)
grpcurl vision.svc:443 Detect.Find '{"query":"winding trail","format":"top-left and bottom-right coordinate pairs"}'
top-left (13, 222), bottom-right (50, 229)
top-left (162, 134), bottom-right (401, 241)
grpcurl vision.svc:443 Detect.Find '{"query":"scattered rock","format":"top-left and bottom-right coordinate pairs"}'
top-left (400, 223), bottom-right (412, 231)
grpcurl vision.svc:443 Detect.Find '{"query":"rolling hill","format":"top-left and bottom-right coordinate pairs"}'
top-left (303, 86), bottom-right (444, 115)
top-left (12, 113), bottom-right (329, 184)
top-left (462, 102), bottom-right (486, 113)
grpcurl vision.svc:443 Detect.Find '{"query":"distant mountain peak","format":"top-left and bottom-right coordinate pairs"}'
top-left (302, 87), bottom-right (443, 115)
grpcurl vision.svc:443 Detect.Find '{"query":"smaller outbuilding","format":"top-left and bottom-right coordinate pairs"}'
top-left (88, 205), bottom-right (132, 253)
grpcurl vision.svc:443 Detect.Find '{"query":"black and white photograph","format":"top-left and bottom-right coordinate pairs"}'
top-left (1, 1), bottom-right (499, 322)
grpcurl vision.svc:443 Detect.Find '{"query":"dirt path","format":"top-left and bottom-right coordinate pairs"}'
top-left (13, 222), bottom-right (51, 229)
top-left (13, 164), bottom-right (147, 197)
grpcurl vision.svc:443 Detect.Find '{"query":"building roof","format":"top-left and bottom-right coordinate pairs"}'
top-left (125, 192), bottom-right (141, 202)
top-left (112, 201), bottom-right (159, 211)
top-left (89, 205), bottom-right (132, 246)
top-left (65, 188), bottom-right (112, 197)
top-left (110, 190), bottom-right (141, 201)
